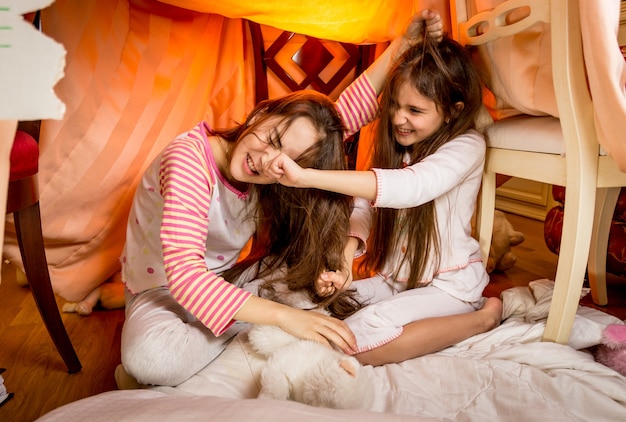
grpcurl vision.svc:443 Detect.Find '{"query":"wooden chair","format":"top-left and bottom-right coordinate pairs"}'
top-left (4, 10), bottom-right (81, 374)
top-left (7, 121), bottom-right (82, 373)
top-left (451, 0), bottom-right (626, 343)
top-left (246, 21), bottom-right (379, 168)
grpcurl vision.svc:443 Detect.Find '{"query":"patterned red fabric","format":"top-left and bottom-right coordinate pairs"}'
top-left (544, 185), bottom-right (626, 277)
top-left (9, 130), bottom-right (38, 182)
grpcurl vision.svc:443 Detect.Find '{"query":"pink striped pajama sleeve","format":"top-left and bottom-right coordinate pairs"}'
top-left (157, 76), bottom-right (377, 336)
top-left (336, 73), bottom-right (379, 139)
top-left (158, 134), bottom-right (251, 336)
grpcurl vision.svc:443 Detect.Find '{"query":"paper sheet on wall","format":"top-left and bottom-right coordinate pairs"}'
top-left (0, 0), bottom-right (66, 120)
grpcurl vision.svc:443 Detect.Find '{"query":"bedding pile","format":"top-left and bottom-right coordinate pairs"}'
top-left (38, 280), bottom-right (626, 421)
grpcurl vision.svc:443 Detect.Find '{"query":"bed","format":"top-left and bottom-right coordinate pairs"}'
top-left (37, 280), bottom-right (626, 421)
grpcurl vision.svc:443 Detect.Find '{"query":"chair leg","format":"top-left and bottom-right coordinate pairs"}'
top-left (476, 165), bottom-right (497, 267)
top-left (543, 181), bottom-right (596, 344)
top-left (14, 202), bottom-right (82, 373)
top-left (588, 187), bottom-right (619, 306)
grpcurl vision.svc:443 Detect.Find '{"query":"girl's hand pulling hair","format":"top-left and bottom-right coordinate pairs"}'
top-left (316, 267), bottom-right (353, 297)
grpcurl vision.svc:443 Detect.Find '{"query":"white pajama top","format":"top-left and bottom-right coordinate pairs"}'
top-left (350, 129), bottom-right (488, 302)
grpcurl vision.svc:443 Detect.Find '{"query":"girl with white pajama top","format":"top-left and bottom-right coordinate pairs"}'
top-left (264, 35), bottom-right (503, 366)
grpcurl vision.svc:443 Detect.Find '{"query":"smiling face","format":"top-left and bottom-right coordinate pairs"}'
top-left (228, 116), bottom-right (319, 185)
top-left (392, 80), bottom-right (445, 148)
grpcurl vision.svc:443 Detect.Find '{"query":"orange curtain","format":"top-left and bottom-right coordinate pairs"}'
top-left (4, 0), bottom-right (251, 301)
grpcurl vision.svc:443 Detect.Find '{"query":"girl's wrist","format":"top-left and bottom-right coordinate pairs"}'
top-left (300, 167), bottom-right (318, 189)
top-left (268, 300), bottom-right (294, 328)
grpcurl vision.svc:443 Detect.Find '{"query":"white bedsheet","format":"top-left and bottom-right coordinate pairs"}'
top-left (38, 280), bottom-right (626, 421)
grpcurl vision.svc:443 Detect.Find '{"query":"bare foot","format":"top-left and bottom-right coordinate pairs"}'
top-left (481, 296), bottom-right (504, 331)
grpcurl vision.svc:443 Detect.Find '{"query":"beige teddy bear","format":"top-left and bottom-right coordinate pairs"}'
top-left (12, 264), bottom-right (125, 315)
top-left (486, 210), bottom-right (525, 273)
top-left (61, 271), bottom-right (125, 315)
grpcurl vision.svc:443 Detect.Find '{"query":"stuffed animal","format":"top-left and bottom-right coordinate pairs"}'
top-left (61, 271), bottom-right (125, 315)
top-left (247, 324), bottom-right (375, 409)
top-left (486, 210), bottom-right (525, 273)
top-left (13, 264), bottom-right (125, 315)
top-left (595, 324), bottom-right (626, 377)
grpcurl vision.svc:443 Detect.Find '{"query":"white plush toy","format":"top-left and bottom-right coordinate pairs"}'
top-left (247, 324), bottom-right (375, 410)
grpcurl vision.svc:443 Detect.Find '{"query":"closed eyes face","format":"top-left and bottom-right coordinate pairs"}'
top-left (392, 81), bottom-right (445, 147)
top-left (229, 116), bottom-right (319, 185)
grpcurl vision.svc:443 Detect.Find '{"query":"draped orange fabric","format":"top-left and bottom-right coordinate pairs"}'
top-left (4, 1), bottom-right (253, 300)
top-left (2, 0), bottom-right (448, 301)
top-left (156, 0), bottom-right (444, 43)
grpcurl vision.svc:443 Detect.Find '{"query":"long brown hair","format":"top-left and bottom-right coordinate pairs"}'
top-left (219, 91), bottom-right (361, 318)
top-left (361, 36), bottom-right (483, 289)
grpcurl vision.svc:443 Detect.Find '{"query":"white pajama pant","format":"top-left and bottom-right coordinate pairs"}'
top-left (347, 275), bottom-right (481, 353)
top-left (120, 275), bottom-right (481, 386)
top-left (120, 287), bottom-right (248, 386)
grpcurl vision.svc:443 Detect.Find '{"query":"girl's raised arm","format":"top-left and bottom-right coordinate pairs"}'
top-left (366, 9), bottom-right (443, 96)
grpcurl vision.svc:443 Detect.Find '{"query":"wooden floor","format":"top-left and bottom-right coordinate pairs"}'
top-left (0, 263), bottom-right (125, 422)
top-left (0, 213), bottom-right (625, 422)
top-left (484, 214), bottom-right (626, 321)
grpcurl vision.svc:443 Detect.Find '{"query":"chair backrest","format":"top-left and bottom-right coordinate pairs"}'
top-left (452, 0), bottom-right (549, 44)
top-left (246, 21), bottom-right (380, 169)
top-left (450, 0), bottom-right (598, 164)
top-left (247, 20), bottom-right (378, 103)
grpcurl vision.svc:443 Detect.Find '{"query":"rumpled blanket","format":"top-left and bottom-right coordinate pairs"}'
top-left (37, 281), bottom-right (626, 421)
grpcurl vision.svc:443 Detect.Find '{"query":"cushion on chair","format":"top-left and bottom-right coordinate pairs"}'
top-left (485, 115), bottom-right (565, 154)
top-left (544, 186), bottom-right (626, 278)
top-left (9, 130), bottom-right (39, 182)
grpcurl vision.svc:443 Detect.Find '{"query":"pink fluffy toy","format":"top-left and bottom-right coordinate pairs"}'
top-left (595, 324), bottom-right (626, 377)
